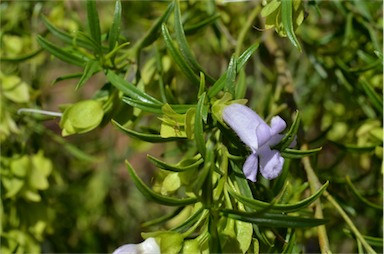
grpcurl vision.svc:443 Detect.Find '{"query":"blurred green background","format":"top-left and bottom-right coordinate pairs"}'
top-left (1, 0), bottom-right (382, 253)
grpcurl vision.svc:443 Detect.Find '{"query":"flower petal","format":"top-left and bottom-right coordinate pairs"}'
top-left (258, 147), bottom-right (284, 180)
top-left (222, 104), bottom-right (264, 150)
top-left (113, 238), bottom-right (160, 254)
top-left (243, 153), bottom-right (259, 182)
top-left (255, 123), bottom-right (272, 147)
top-left (270, 116), bottom-right (286, 135)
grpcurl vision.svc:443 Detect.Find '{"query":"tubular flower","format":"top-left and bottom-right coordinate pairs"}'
top-left (222, 103), bottom-right (287, 182)
top-left (113, 238), bottom-right (160, 254)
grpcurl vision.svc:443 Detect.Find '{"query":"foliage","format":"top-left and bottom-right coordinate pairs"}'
top-left (0, 0), bottom-right (382, 253)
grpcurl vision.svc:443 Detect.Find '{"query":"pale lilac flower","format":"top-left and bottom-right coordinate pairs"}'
top-left (113, 238), bottom-right (160, 254)
top-left (222, 104), bottom-right (287, 182)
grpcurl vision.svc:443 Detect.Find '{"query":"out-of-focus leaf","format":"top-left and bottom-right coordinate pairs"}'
top-left (221, 210), bottom-right (328, 228)
top-left (37, 35), bottom-right (87, 66)
top-left (1, 49), bottom-right (43, 62)
top-left (330, 141), bottom-right (377, 152)
top-left (76, 60), bottom-right (101, 90)
top-left (51, 73), bottom-right (83, 85)
top-left (108, 0), bottom-right (122, 51)
top-left (126, 160), bottom-right (198, 206)
top-left (228, 181), bottom-right (329, 212)
top-left (112, 120), bottom-right (186, 143)
top-left (359, 78), bottom-right (383, 113)
top-left (184, 14), bottom-right (220, 35)
top-left (161, 24), bottom-right (200, 85)
top-left (346, 176), bottom-right (382, 210)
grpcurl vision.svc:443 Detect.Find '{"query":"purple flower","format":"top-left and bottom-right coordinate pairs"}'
top-left (222, 104), bottom-right (287, 182)
top-left (113, 238), bottom-right (160, 254)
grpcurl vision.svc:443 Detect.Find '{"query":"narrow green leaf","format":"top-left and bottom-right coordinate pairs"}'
top-left (273, 110), bottom-right (300, 151)
top-left (171, 207), bottom-right (205, 232)
top-left (108, 0), bottom-right (122, 51)
top-left (281, 0), bottom-right (302, 51)
top-left (330, 141), bottom-right (377, 152)
top-left (161, 24), bottom-right (200, 85)
top-left (106, 70), bottom-right (162, 104)
top-left (86, 0), bottom-right (102, 53)
top-left (184, 14), bottom-right (221, 35)
top-left (142, 207), bottom-right (184, 227)
top-left (207, 43), bottom-right (259, 98)
top-left (112, 120), bottom-right (186, 143)
top-left (229, 181), bottom-right (329, 213)
top-left (194, 93), bottom-right (207, 157)
top-left (147, 154), bottom-right (203, 172)
top-left (76, 60), bottom-right (101, 90)
top-left (126, 160), bottom-right (198, 206)
top-left (281, 147), bottom-right (322, 159)
top-left (41, 16), bottom-right (94, 50)
top-left (226, 55), bottom-right (237, 95)
top-left (359, 78), bottom-right (383, 113)
top-left (346, 176), bottom-right (383, 210)
top-left (51, 73), bottom-right (83, 85)
top-left (122, 97), bottom-right (163, 114)
top-left (174, 0), bottom-right (215, 84)
top-left (221, 210), bottom-right (328, 228)
top-left (37, 35), bottom-right (87, 67)
top-left (136, 2), bottom-right (174, 49)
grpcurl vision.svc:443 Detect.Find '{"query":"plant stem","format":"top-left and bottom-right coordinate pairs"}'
top-left (301, 144), bottom-right (376, 254)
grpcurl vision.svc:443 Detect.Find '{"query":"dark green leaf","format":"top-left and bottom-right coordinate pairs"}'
top-left (281, 147), bottom-right (322, 159)
top-left (147, 154), bottom-right (203, 172)
top-left (76, 60), bottom-right (101, 90)
top-left (184, 14), bottom-right (221, 35)
top-left (281, 0), bottom-right (302, 51)
top-left (106, 70), bottom-right (162, 104)
top-left (194, 92), bottom-right (207, 157)
top-left (37, 35), bottom-right (87, 66)
top-left (174, 0), bottom-right (215, 84)
top-left (126, 160), bottom-right (198, 206)
top-left (273, 110), bottom-right (300, 151)
top-left (346, 176), bottom-right (382, 210)
top-left (170, 207), bottom-right (205, 232)
top-left (229, 181), bottom-right (329, 213)
top-left (207, 43), bottom-right (259, 98)
top-left (161, 24), bottom-right (200, 85)
top-left (122, 97), bottom-right (163, 114)
top-left (1, 49), bottom-right (43, 62)
top-left (41, 16), bottom-right (94, 50)
top-left (359, 78), bottom-right (383, 113)
top-left (108, 0), bottom-right (122, 51)
top-left (136, 2), bottom-right (174, 49)
top-left (86, 0), bottom-right (102, 53)
top-left (225, 55), bottom-right (236, 95)
top-left (221, 210), bottom-right (328, 228)
top-left (112, 120), bottom-right (186, 143)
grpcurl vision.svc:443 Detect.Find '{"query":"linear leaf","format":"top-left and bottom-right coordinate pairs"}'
top-left (281, 147), bottom-right (322, 159)
top-left (41, 16), bottom-right (94, 50)
top-left (360, 78), bottom-right (383, 113)
top-left (281, 0), bottom-right (302, 51)
top-left (1, 49), bottom-right (43, 62)
top-left (346, 176), bottom-right (382, 210)
top-left (36, 35), bottom-right (87, 66)
top-left (273, 110), bottom-right (300, 151)
top-left (126, 160), bottom-right (198, 206)
top-left (161, 24), bottom-right (200, 85)
top-left (174, 0), bottom-right (215, 84)
top-left (86, 0), bottom-right (102, 53)
top-left (106, 70), bottom-right (161, 104)
top-left (194, 93), bottom-right (207, 157)
top-left (207, 43), bottom-right (259, 98)
top-left (76, 60), bottom-right (101, 90)
top-left (108, 0), bottom-right (122, 51)
top-left (226, 55), bottom-right (236, 95)
top-left (229, 181), bottom-right (329, 213)
top-left (184, 14), bottom-right (221, 35)
top-left (122, 97), bottom-right (163, 114)
top-left (112, 120), bottom-right (186, 143)
top-left (136, 2), bottom-right (174, 49)
top-left (147, 154), bottom-right (203, 172)
top-left (221, 210), bottom-right (328, 228)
